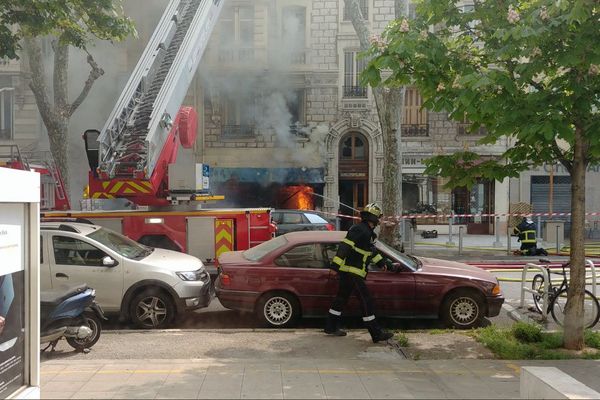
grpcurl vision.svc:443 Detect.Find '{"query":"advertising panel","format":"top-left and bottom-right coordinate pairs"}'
top-left (0, 204), bottom-right (25, 398)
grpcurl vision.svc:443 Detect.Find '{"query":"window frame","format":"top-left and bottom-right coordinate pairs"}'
top-left (0, 87), bottom-right (15, 140)
top-left (51, 235), bottom-right (110, 267)
top-left (343, 0), bottom-right (368, 20)
top-left (274, 243), bottom-right (327, 269)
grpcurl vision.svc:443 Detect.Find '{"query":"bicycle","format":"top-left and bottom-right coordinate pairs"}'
top-left (531, 258), bottom-right (600, 329)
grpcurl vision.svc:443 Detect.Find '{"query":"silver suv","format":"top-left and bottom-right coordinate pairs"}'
top-left (40, 222), bottom-right (211, 328)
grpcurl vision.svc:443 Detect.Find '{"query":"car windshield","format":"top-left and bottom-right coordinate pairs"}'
top-left (243, 236), bottom-right (288, 261)
top-left (376, 240), bottom-right (420, 270)
top-left (304, 213), bottom-right (328, 224)
top-left (87, 227), bottom-right (152, 260)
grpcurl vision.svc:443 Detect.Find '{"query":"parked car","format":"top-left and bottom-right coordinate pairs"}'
top-left (40, 222), bottom-right (212, 329)
top-left (271, 209), bottom-right (335, 236)
top-left (215, 231), bottom-right (504, 329)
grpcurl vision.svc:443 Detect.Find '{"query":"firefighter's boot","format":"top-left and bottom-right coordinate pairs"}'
top-left (324, 310), bottom-right (347, 336)
top-left (366, 320), bottom-right (394, 343)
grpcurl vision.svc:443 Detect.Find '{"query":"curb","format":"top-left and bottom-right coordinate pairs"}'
top-left (503, 303), bottom-right (538, 325)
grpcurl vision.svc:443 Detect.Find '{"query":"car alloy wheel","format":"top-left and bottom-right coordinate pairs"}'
top-left (256, 291), bottom-right (300, 328)
top-left (449, 296), bottom-right (479, 326)
top-left (136, 296), bottom-right (168, 328)
top-left (130, 288), bottom-right (176, 329)
top-left (263, 296), bottom-right (293, 326)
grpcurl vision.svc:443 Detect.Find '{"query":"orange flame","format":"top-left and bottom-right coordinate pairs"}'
top-left (279, 185), bottom-right (314, 210)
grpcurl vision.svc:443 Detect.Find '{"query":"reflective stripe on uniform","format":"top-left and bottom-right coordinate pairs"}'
top-left (371, 254), bottom-right (383, 264)
top-left (522, 230), bottom-right (537, 244)
top-left (363, 315), bottom-right (375, 322)
top-left (329, 309), bottom-right (342, 316)
top-left (332, 256), bottom-right (344, 266)
top-left (339, 265), bottom-right (367, 278)
top-left (342, 238), bottom-right (355, 247)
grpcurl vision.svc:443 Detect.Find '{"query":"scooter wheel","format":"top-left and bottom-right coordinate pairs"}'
top-left (66, 311), bottom-right (102, 352)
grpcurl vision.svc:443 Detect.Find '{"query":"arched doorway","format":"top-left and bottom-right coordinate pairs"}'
top-left (338, 132), bottom-right (368, 230)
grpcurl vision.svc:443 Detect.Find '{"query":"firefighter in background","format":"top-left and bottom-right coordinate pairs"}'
top-left (513, 217), bottom-right (547, 256)
top-left (325, 203), bottom-right (395, 343)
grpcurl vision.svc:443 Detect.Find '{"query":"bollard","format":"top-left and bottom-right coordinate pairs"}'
top-left (493, 216), bottom-right (503, 247)
top-left (409, 225), bottom-right (415, 253)
top-left (537, 216), bottom-right (542, 238)
top-left (401, 218), bottom-right (406, 246)
top-left (507, 226), bottom-right (512, 255)
top-left (458, 226), bottom-right (464, 255)
top-left (556, 224), bottom-right (560, 254)
top-left (446, 212), bottom-right (455, 246)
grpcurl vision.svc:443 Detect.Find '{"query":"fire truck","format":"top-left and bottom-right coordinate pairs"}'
top-left (41, 0), bottom-right (275, 271)
top-left (0, 145), bottom-right (71, 211)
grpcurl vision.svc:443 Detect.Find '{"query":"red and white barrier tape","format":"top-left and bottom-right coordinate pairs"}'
top-left (315, 210), bottom-right (600, 221)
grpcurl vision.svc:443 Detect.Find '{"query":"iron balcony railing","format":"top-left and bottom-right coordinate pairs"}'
top-left (343, 85), bottom-right (367, 98)
top-left (402, 124), bottom-right (429, 137)
top-left (222, 124), bottom-right (255, 138)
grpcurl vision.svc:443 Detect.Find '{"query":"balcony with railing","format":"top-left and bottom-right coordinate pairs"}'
top-left (343, 85), bottom-right (367, 98)
top-left (457, 123), bottom-right (487, 136)
top-left (222, 124), bottom-right (256, 139)
top-left (216, 47), bottom-right (258, 63)
top-left (402, 124), bottom-right (429, 137)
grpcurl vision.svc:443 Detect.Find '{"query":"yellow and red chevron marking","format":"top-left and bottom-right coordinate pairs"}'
top-left (94, 180), bottom-right (154, 196)
top-left (215, 219), bottom-right (234, 258)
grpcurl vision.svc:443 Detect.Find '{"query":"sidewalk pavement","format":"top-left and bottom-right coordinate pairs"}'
top-left (41, 357), bottom-right (600, 399)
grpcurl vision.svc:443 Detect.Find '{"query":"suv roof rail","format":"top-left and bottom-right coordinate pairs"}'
top-left (57, 224), bottom-right (80, 233)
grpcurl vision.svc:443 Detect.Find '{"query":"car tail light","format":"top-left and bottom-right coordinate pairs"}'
top-left (220, 273), bottom-right (231, 286)
top-left (326, 223), bottom-right (335, 231)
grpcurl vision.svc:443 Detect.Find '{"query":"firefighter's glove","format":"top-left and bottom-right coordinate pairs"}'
top-left (381, 258), bottom-right (397, 272)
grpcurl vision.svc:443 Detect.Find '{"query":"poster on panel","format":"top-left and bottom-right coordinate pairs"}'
top-left (0, 203), bottom-right (25, 398)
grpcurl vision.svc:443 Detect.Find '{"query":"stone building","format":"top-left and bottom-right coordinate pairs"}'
top-left (5, 0), bottom-right (596, 236)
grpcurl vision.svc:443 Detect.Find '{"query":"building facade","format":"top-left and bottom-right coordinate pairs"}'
top-left (5, 0), bottom-right (596, 236)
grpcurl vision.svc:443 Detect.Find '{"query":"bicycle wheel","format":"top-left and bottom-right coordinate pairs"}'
top-left (550, 289), bottom-right (600, 329)
top-left (531, 274), bottom-right (545, 313)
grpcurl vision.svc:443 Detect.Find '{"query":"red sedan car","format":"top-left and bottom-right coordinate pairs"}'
top-left (215, 231), bottom-right (504, 329)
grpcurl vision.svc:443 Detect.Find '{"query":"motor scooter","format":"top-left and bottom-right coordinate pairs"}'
top-left (41, 284), bottom-right (106, 352)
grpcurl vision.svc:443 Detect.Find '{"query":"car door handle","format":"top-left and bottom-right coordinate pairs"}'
top-left (55, 273), bottom-right (69, 279)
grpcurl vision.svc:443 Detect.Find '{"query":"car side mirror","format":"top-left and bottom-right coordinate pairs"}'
top-left (102, 256), bottom-right (116, 267)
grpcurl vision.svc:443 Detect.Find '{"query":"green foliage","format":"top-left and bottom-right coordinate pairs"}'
top-left (473, 325), bottom-right (600, 359)
top-left (395, 331), bottom-right (409, 347)
top-left (584, 330), bottom-right (600, 349)
top-left (0, 0), bottom-right (136, 59)
top-left (364, 0), bottom-right (600, 189)
top-left (511, 322), bottom-right (543, 343)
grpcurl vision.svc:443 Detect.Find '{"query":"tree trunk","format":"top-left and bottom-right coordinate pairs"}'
top-left (344, 0), bottom-right (405, 248)
top-left (563, 126), bottom-right (588, 350)
top-left (374, 87), bottom-right (403, 248)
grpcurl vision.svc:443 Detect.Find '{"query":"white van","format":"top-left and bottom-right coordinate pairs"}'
top-left (40, 222), bottom-right (211, 328)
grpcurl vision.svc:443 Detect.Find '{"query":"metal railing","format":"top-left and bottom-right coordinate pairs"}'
top-left (343, 85), bottom-right (367, 98)
top-left (402, 124), bottom-right (429, 137)
top-left (222, 124), bottom-right (255, 138)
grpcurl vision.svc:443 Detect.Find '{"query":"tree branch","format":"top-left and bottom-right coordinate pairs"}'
top-left (22, 37), bottom-right (56, 132)
top-left (69, 49), bottom-right (104, 117)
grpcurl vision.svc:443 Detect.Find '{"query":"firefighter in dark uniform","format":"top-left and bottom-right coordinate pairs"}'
top-left (513, 217), bottom-right (538, 255)
top-left (324, 203), bottom-right (394, 343)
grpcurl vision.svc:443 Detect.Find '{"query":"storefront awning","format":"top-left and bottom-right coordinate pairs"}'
top-left (211, 167), bottom-right (325, 185)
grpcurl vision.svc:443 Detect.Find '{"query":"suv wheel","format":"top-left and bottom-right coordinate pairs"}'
top-left (129, 288), bottom-right (176, 329)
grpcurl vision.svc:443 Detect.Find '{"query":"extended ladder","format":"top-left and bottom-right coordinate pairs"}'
top-left (96, 0), bottom-right (223, 180)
